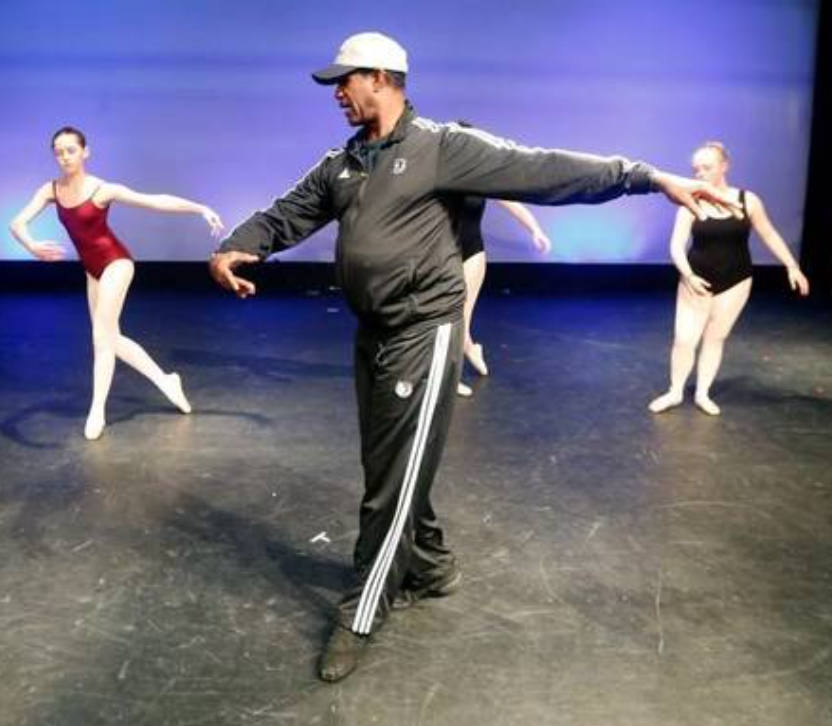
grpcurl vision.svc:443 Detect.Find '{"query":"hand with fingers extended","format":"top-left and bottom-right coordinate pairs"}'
top-left (201, 207), bottom-right (225, 237)
top-left (653, 171), bottom-right (744, 221)
top-left (681, 272), bottom-right (712, 297)
top-left (28, 241), bottom-right (67, 262)
top-left (209, 250), bottom-right (260, 298)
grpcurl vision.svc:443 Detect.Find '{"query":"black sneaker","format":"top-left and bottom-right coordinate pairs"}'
top-left (393, 564), bottom-right (462, 610)
top-left (318, 626), bottom-right (369, 683)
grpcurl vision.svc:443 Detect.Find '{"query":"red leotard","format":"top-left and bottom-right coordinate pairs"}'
top-left (53, 182), bottom-right (133, 279)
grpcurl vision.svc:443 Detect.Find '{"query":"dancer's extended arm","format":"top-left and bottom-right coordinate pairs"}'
top-left (98, 183), bottom-right (225, 236)
top-left (496, 200), bottom-right (552, 253)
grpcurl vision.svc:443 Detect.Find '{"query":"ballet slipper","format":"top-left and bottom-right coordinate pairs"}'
top-left (84, 412), bottom-right (106, 441)
top-left (457, 382), bottom-right (473, 397)
top-left (648, 391), bottom-right (684, 414)
top-left (164, 372), bottom-right (192, 414)
top-left (694, 394), bottom-right (721, 416)
top-left (465, 342), bottom-right (488, 376)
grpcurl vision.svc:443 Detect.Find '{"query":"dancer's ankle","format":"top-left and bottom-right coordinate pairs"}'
top-left (465, 342), bottom-right (488, 376)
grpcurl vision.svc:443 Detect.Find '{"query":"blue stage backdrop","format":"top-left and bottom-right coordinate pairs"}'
top-left (0, 0), bottom-right (819, 264)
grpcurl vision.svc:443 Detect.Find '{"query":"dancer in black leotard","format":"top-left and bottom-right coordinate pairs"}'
top-left (649, 141), bottom-right (809, 416)
top-left (452, 193), bottom-right (551, 396)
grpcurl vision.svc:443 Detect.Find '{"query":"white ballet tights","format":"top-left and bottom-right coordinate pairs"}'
top-left (649, 278), bottom-right (751, 415)
top-left (84, 260), bottom-right (190, 440)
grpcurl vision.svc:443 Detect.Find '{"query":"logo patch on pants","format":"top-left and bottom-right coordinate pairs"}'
top-left (394, 380), bottom-right (414, 399)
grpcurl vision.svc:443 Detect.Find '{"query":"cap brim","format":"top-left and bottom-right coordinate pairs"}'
top-left (311, 64), bottom-right (358, 85)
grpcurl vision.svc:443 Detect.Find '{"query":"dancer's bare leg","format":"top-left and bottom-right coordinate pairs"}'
top-left (462, 251), bottom-right (488, 378)
top-left (649, 281), bottom-right (712, 413)
top-left (694, 278), bottom-right (751, 415)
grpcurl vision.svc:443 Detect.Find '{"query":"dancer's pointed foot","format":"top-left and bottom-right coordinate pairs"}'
top-left (648, 391), bottom-right (684, 414)
top-left (695, 394), bottom-right (721, 416)
top-left (84, 411), bottom-right (106, 441)
top-left (457, 381), bottom-right (473, 397)
top-left (164, 373), bottom-right (192, 414)
top-left (465, 342), bottom-right (488, 376)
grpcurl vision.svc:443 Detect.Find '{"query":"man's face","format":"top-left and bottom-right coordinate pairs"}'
top-left (334, 71), bottom-right (379, 127)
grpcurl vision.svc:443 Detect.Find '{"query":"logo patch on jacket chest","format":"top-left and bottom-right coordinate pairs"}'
top-left (392, 158), bottom-right (408, 175)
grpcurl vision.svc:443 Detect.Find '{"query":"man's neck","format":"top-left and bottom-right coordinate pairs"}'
top-left (363, 98), bottom-right (407, 141)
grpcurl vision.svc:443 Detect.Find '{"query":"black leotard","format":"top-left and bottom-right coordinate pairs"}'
top-left (454, 195), bottom-right (487, 261)
top-left (687, 190), bottom-right (752, 294)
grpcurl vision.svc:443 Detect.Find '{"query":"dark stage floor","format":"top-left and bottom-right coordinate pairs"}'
top-left (1, 285), bottom-right (831, 726)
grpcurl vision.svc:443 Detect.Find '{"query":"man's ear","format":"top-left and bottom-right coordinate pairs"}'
top-left (372, 69), bottom-right (388, 92)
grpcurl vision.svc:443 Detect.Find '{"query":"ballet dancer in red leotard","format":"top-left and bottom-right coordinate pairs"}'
top-left (9, 126), bottom-right (224, 440)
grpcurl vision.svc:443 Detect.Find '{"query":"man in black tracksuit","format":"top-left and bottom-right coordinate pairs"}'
top-left (209, 32), bottom-right (737, 682)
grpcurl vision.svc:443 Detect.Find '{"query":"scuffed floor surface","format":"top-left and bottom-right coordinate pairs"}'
top-left (1, 288), bottom-right (831, 726)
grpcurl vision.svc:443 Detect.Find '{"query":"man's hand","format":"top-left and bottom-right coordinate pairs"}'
top-left (209, 250), bottom-right (260, 298)
top-left (653, 171), bottom-right (743, 221)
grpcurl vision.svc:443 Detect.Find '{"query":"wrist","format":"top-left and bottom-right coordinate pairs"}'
top-left (649, 169), bottom-right (667, 193)
top-left (626, 162), bottom-right (660, 194)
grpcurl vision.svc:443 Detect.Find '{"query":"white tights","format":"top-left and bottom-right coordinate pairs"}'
top-left (649, 278), bottom-right (751, 415)
top-left (84, 260), bottom-right (189, 439)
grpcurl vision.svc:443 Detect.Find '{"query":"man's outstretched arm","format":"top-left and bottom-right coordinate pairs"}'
top-left (435, 124), bottom-right (740, 220)
top-left (210, 153), bottom-right (337, 298)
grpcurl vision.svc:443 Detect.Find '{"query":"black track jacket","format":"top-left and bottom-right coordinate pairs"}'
top-left (219, 103), bottom-right (657, 331)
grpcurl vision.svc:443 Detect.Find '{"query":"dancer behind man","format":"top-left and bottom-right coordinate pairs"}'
top-left (209, 32), bottom-right (740, 683)
top-left (10, 126), bottom-right (224, 440)
top-left (451, 193), bottom-right (551, 396)
top-left (649, 141), bottom-right (809, 416)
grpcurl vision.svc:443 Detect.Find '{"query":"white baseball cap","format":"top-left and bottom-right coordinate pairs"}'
top-left (312, 32), bottom-right (408, 85)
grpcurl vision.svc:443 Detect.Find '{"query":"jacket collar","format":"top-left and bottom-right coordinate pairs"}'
top-left (346, 100), bottom-right (415, 156)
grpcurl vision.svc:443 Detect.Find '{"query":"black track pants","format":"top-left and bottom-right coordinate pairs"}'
top-left (338, 318), bottom-right (463, 635)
